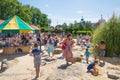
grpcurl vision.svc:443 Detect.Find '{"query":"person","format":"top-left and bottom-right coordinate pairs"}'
top-left (93, 45), bottom-right (98, 60)
top-left (85, 39), bottom-right (90, 49)
top-left (28, 37), bottom-right (34, 46)
top-left (99, 41), bottom-right (106, 63)
top-left (46, 35), bottom-right (54, 57)
top-left (36, 31), bottom-right (41, 42)
top-left (29, 43), bottom-right (44, 79)
top-left (36, 31), bottom-right (41, 50)
top-left (62, 34), bottom-right (75, 65)
top-left (21, 34), bottom-right (28, 45)
top-left (85, 33), bottom-right (90, 42)
top-left (77, 34), bottom-right (80, 44)
top-left (84, 48), bottom-right (90, 64)
top-left (87, 60), bottom-right (99, 76)
top-left (4, 38), bottom-right (9, 47)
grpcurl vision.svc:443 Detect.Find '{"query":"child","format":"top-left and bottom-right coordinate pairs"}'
top-left (85, 38), bottom-right (90, 49)
top-left (99, 41), bottom-right (106, 63)
top-left (29, 43), bottom-right (44, 79)
top-left (84, 48), bottom-right (90, 64)
top-left (87, 60), bottom-right (99, 76)
top-left (93, 45), bottom-right (98, 60)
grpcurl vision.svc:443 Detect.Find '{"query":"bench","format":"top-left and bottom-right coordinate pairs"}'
top-left (2, 46), bottom-right (31, 54)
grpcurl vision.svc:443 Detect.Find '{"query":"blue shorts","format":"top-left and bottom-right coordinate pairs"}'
top-left (37, 38), bottom-right (40, 41)
top-left (86, 45), bottom-right (90, 48)
top-left (100, 49), bottom-right (105, 57)
top-left (86, 55), bottom-right (89, 58)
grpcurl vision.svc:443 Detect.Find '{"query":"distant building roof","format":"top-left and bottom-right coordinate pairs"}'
top-left (55, 25), bottom-right (62, 30)
top-left (97, 14), bottom-right (106, 26)
top-left (98, 18), bottom-right (106, 23)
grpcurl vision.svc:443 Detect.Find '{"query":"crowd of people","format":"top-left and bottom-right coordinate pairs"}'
top-left (30, 33), bottom-right (106, 79)
top-left (0, 33), bottom-right (35, 47)
top-left (0, 32), bottom-right (62, 48)
top-left (0, 32), bottom-right (106, 79)
top-left (77, 34), bottom-right (106, 76)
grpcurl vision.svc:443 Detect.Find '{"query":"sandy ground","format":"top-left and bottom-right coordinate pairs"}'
top-left (0, 46), bottom-right (120, 80)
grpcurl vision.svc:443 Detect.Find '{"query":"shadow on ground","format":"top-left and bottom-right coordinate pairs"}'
top-left (0, 53), bottom-right (27, 61)
top-left (99, 62), bottom-right (105, 67)
top-left (58, 64), bottom-right (71, 69)
top-left (105, 57), bottom-right (120, 65)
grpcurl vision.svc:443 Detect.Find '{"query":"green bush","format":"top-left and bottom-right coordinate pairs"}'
top-left (77, 30), bottom-right (92, 34)
top-left (72, 30), bottom-right (92, 34)
top-left (92, 17), bottom-right (120, 57)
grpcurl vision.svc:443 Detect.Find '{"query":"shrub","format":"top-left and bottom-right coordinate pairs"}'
top-left (72, 30), bottom-right (92, 34)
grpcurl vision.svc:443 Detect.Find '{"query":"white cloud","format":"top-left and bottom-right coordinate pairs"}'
top-left (114, 8), bottom-right (120, 16)
top-left (76, 10), bottom-right (92, 15)
top-left (45, 4), bottom-right (49, 8)
top-left (76, 10), bottom-right (84, 14)
top-left (85, 18), bottom-right (99, 22)
top-left (49, 15), bottom-right (81, 26)
top-left (47, 13), bottom-right (53, 16)
top-left (115, 8), bottom-right (120, 11)
top-left (51, 16), bottom-right (76, 21)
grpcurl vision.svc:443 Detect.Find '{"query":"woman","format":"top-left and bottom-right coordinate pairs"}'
top-left (62, 34), bottom-right (75, 65)
top-left (46, 35), bottom-right (54, 57)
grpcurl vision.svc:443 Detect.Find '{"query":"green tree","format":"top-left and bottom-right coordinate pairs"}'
top-left (61, 23), bottom-right (68, 29)
top-left (0, 0), bottom-right (19, 19)
top-left (68, 23), bottom-right (74, 29)
top-left (16, 5), bottom-right (31, 24)
top-left (0, 0), bottom-right (51, 29)
top-left (85, 21), bottom-right (94, 30)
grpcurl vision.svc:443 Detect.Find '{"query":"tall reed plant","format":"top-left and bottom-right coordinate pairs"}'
top-left (92, 16), bottom-right (120, 57)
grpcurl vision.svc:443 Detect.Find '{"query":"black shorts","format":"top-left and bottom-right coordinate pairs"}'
top-left (37, 38), bottom-right (40, 41)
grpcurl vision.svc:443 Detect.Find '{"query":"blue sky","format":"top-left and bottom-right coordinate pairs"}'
top-left (18, 0), bottom-right (120, 26)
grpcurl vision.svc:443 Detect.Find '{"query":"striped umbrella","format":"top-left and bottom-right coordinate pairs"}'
top-left (0, 15), bottom-right (33, 33)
